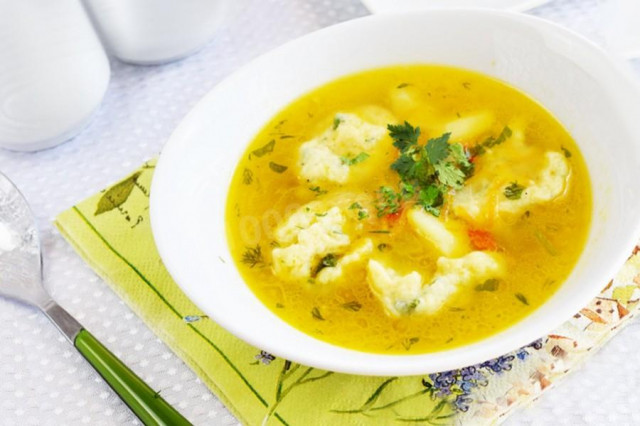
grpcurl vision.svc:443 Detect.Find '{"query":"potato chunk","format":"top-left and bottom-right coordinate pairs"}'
top-left (443, 111), bottom-right (494, 141)
top-left (367, 251), bottom-right (504, 316)
top-left (407, 208), bottom-right (470, 257)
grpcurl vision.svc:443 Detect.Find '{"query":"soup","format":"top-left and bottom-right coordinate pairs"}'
top-left (225, 65), bottom-right (591, 354)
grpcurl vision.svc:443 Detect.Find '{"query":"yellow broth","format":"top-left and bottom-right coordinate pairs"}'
top-left (225, 65), bottom-right (591, 354)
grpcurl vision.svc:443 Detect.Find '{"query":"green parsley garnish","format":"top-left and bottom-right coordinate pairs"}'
top-left (252, 140), bottom-right (275, 157)
top-left (341, 301), bottom-right (362, 312)
top-left (468, 126), bottom-right (512, 157)
top-left (384, 122), bottom-right (474, 216)
top-left (515, 293), bottom-right (529, 306)
top-left (309, 186), bottom-right (327, 195)
top-left (242, 168), bottom-right (253, 185)
top-left (561, 146), bottom-right (572, 158)
top-left (341, 152), bottom-right (370, 166)
top-left (348, 202), bottom-right (368, 220)
top-left (375, 186), bottom-right (402, 217)
top-left (504, 182), bottom-right (525, 200)
top-left (268, 162), bottom-right (288, 173)
top-left (402, 337), bottom-right (420, 350)
top-left (313, 253), bottom-right (338, 276)
top-left (333, 116), bottom-right (343, 130)
top-left (311, 307), bottom-right (325, 320)
top-left (475, 279), bottom-right (500, 292)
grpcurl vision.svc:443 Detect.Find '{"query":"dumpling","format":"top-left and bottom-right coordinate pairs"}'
top-left (367, 251), bottom-right (504, 316)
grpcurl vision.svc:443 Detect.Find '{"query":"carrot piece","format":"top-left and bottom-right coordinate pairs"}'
top-left (385, 207), bottom-right (403, 225)
top-left (468, 229), bottom-right (499, 251)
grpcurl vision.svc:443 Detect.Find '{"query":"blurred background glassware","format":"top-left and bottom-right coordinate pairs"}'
top-left (0, 0), bottom-right (110, 151)
top-left (82, 0), bottom-right (233, 65)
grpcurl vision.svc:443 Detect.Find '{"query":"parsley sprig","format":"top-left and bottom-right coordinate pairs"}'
top-left (381, 121), bottom-right (474, 217)
top-left (504, 181), bottom-right (525, 200)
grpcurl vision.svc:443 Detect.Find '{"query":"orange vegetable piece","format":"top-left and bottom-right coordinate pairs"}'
top-left (468, 229), bottom-right (499, 251)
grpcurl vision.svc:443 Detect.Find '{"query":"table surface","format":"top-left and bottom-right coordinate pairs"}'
top-left (1, 0), bottom-right (640, 425)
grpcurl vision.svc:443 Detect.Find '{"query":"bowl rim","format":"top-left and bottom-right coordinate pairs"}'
top-left (151, 8), bottom-right (640, 376)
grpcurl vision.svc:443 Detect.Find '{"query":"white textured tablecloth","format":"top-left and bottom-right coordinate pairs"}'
top-left (1, 1), bottom-right (639, 425)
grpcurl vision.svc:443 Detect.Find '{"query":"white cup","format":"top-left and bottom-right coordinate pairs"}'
top-left (0, 0), bottom-right (110, 151)
top-left (83, 0), bottom-right (233, 65)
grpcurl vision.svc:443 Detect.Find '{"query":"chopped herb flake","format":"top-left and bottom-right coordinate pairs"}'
top-left (397, 299), bottom-right (420, 314)
top-left (242, 168), bottom-right (253, 185)
top-left (402, 337), bottom-right (420, 350)
top-left (369, 230), bottom-right (391, 234)
top-left (309, 186), bottom-right (327, 195)
top-left (377, 243), bottom-right (389, 251)
top-left (349, 202), bottom-right (362, 210)
top-left (534, 228), bottom-right (558, 256)
top-left (311, 307), bottom-right (325, 320)
top-left (252, 140), bottom-right (275, 157)
top-left (515, 293), bottom-right (529, 305)
top-left (357, 210), bottom-right (369, 220)
top-left (397, 83), bottom-right (410, 89)
top-left (561, 146), bottom-right (572, 158)
top-left (469, 126), bottom-right (512, 157)
top-left (269, 162), bottom-right (288, 173)
top-left (341, 152), bottom-right (370, 166)
top-left (475, 278), bottom-right (500, 292)
top-left (241, 245), bottom-right (263, 268)
top-left (341, 301), bottom-right (362, 312)
top-left (375, 186), bottom-right (402, 217)
top-left (313, 253), bottom-right (338, 276)
top-left (504, 182), bottom-right (525, 200)
top-left (333, 116), bottom-right (343, 130)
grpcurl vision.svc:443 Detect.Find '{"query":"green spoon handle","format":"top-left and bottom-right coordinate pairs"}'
top-left (42, 301), bottom-right (190, 426)
top-left (74, 329), bottom-right (191, 426)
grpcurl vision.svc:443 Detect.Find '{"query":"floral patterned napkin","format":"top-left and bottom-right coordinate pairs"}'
top-left (55, 160), bottom-right (640, 425)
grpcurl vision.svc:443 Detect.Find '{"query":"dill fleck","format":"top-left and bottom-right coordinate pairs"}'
top-left (515, 293), bottom-right (529, 305)
top-left (242, 168), bottom-right (253, 185)
top-left (311, 307), bottom-right (325, 320)
top-left (341, 301), bottom-right (362, 312)
top-left (241, 245), bottom-right (263, 268)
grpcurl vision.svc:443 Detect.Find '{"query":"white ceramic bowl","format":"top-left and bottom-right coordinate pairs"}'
top-left (151, 10), bottom-right (640, 376)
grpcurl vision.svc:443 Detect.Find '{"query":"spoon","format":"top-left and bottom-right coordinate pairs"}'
top-left (0, 171), bottom-right (190, 426)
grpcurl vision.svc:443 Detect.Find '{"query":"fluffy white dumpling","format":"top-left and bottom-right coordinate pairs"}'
top-left (298, 142), bottom-right (349, 184)
top-left (367, 251), bottom-right (504, 316)
top-left (497, 151), bottom-right (570, 215)
top-left (452, 150), bottom-right (570, 223)
top-left (316, 239), bottom-right (374, 285)
top-left (297, 112), bottom-right (387, 184)
top-left (367, 259), bottom-right (424, 316)
top-left (272, 206), bottom-right (350, 281)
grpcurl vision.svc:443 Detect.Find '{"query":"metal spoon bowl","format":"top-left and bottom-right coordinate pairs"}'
top-left (0, 171), bottom-right (190, 426)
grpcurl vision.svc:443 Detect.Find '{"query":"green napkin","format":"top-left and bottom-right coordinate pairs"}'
top-left (55, 160), bottom-right (640, 425)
